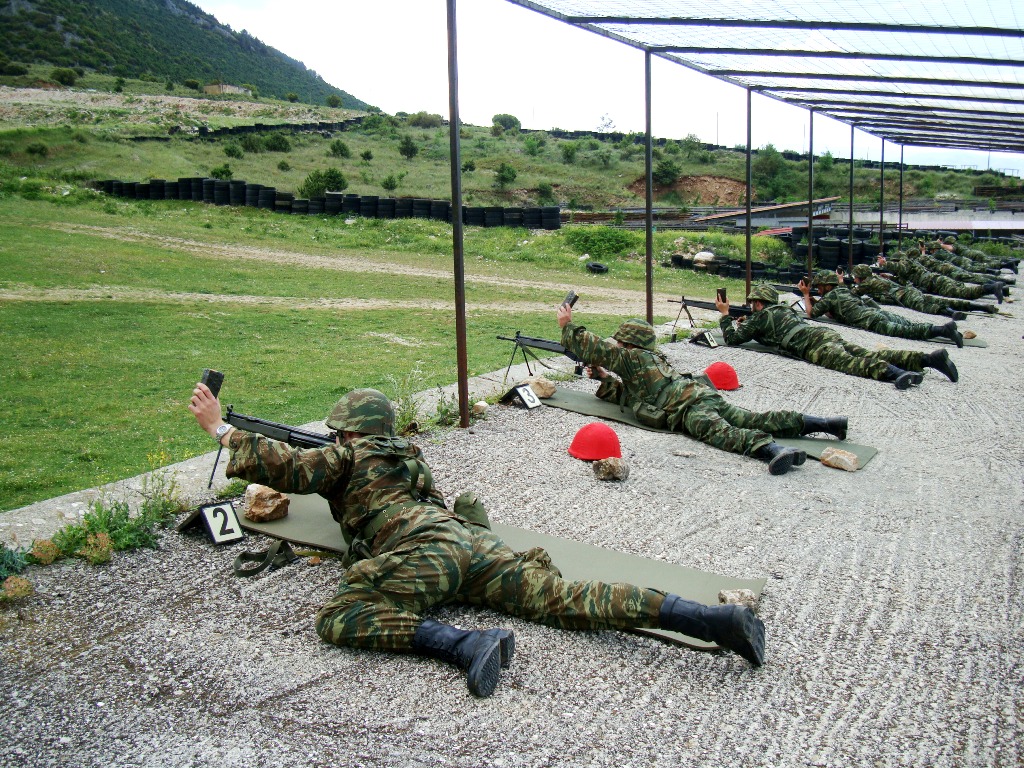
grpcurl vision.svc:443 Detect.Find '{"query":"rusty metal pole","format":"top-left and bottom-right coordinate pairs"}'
top-left (848, 123), bottom-right (855, 271)
top-left (806, 109), bottom-right (814, 280)
top-left (644, 49), bottom-right (654, 324)
top-left (446, 0), bottom-right (469, 428)
top-left (745, 87), bottom-right (752, 297)
top-left (878, 140), bottom-right (885, 257)
top-left (898, 144), bottom-right (905, 251)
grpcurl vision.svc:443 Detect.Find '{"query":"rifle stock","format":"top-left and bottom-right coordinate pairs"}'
top-left (225, 407), bottom-right (336, 448)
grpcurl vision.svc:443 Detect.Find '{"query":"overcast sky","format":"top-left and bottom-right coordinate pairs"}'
top-left (191, 0), bottom-right (1023, 177)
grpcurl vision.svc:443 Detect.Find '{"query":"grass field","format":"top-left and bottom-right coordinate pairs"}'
top-left (0, 187), bottom-right (764, 513)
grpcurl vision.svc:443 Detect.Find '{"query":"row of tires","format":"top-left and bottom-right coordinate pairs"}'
top-left (94, 177), bottom-right (561, 229)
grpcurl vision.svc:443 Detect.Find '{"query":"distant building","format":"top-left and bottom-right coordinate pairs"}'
top-left (203, 84), bottom-right (251, 97)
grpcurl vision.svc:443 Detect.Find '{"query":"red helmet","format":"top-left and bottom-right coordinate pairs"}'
top-left (568, 422), bottom-right (622, 461)
top-left (704, 361), bottom-right (740, 391)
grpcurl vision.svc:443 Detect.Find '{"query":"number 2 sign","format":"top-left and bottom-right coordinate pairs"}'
top-left (177, 501), bottom-right (244, 545)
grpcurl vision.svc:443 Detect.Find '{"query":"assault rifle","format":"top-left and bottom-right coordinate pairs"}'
top-left (225, 407), bottom-right (335, 448)
top-left (669, 295), bottom-right (751, 319)
top-left (497, 331), bottom-right (583, 380)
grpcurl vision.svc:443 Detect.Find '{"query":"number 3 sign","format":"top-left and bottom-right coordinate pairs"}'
top-left (177, 501), bottom-right (244, 544)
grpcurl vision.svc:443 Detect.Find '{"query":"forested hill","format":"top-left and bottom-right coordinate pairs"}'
top-left (0, 0), bottom-right (368, 108)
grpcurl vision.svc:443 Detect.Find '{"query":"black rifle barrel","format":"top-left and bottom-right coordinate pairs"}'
top-left (226, 409), bottom-right (336, 448)
top-left (497, 332), bottom-right (582, 362)
top-left (669, 297), bottom-right (751, 318)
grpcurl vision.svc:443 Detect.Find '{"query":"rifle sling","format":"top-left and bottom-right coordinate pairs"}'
top-left (233, 539), bottom-right (298, 578)
top-left (358, 458), bottom-right (442, 543)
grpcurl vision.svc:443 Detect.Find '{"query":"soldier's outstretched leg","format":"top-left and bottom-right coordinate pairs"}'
top-left (940, 308), bottom-right (968, 321)
top-left (968, 301), bottom-right (999, 314)
top-left (411, 619), bottom-right (515, 697)
top-left (982, 282), bottom-right (1004, 304)
top-left (659, 594), bottom-right (765, 666)
top-left (924, 348), bottom-right (959, 382)
top-left (801, 415), bottom-right (848, 440)
top-left (754, 442), bottom-right (806, 475)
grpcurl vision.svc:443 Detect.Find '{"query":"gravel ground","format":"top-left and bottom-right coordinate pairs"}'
top-left (1, 296), bottom-right (1021, 768)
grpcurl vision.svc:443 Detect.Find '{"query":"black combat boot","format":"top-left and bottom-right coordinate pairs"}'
top-left (982, 282), bottom-right (1004, 304)
top-left (928, 321), bottom-right (963, 348)
top-left (411, 619), bottom-right (515, 697)
top-left (754, 442), bottom-right (806, 475)
top-left (940, 308), bottom-right (968, 321)
top-left (801, 415), bottom-right (848, 440)
top-left (882, 364), bottom-right (923, 390)
top-left (659, 594), bottom-right (765, 667)
top-left (924, 348), bottom-right (959, 383)
top-left (967, 301), bottom-right (999, 315)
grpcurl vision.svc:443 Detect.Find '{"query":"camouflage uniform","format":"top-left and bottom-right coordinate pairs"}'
top-left (810, 282), bottom-right (936, 342)
top-left (720, 299), bottom-right (927, 380)
top-left (915, 251), bottom-right (995, 285)
top-left (560, 320), bottom-right (802, 456)
top-left (851, 270), bottom-right (980, 315)
top-left (223, 417), bottom-right (664, 653)
top-left (885, 255), bottom-right (988, 300)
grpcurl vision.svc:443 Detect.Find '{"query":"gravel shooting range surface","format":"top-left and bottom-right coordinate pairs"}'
top-left (1, 294), bottom-right (1021, 768)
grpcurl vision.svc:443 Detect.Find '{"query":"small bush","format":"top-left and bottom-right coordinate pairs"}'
top-left (461, 160), bottom-right (475, 173)
top-left (523, 135), bottom-right (545, 157)
top-left (165, 81), bottom-right (175, 91)
top-left (408, 111), bottom-right (444, 128)
top-left (240, 134), bottom-right (264, 153)
top-left (490, 123), bottom-right (504, 137)
top-left (360, 149), bottom-right (373, 163)
top-left (399, 135), bottom-right (419, 160)
top-left (263, 133), bottom-right (292, 152)
top-left (563, 226), bottom-right (640, 259)
top-left (537, 182), bottom-right (554, 202)
top-left (329, 139), bottom-right (351, 158)
top-left (381, 174), bottom-right (399, 192)
top-left (560, 141), bottom-right (579, 164)
top-left (209, 163), bottom-right (233, 180)
top-left (495, 162), bottom-right (517, 189)
top-left (285, 92), bottom-right (299, 103)
top-left (50, 67), bottom-right (77, 86)
top-left (326, 94), bottom-right (342, 108)
top-left (184, 79), bottom-right (201, 91)
top-left (299, 168), bottom-right (348, 198)
top-left (26, 142), bottom-right (49, 157)
top-left (653, 158), bottom-right (682, 186)
top-left (113, 77), bottom-right (125, 93)
top-left (277, 160), bottom-right (290, 171)
top-left (492, 113), bottom-right (521, 132)
top-left (224, 142), bottom-right (243, 159)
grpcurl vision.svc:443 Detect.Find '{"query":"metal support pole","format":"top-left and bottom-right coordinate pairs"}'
top-left (898, 145), bottom-right (905, 251)
top-left (644, 50), bottom-right (654, 324)
top-left (878, 140), bottom-right (885, 256)
top-left (745, 88), bottom-right (752, 297)
top-left (806, 109), bottom-right (814, 280)
top-left (446, 0), bottom-right (469, 428)
top-left (848, 123), bottom-right (855, 271)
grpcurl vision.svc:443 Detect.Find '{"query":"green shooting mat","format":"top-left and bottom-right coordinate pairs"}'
top-left (238, 493), bottom-right (766, 649)
top-left (542, 386), bottom-right (877, 468)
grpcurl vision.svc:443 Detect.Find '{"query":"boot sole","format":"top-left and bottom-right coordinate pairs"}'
top-left (768, 450), bottom-right (800, 475)
top-left (720, 606), bottom-right (766, 667)
top-left (466, 637), bottom-right (504, 698)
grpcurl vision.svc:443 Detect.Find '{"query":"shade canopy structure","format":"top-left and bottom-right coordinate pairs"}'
top-left (503, 0), bottom-right (1024, 154)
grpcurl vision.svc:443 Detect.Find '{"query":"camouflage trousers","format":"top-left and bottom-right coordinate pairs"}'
top-left (931, 262), bottom-right (992, 285)
top-left (315, 510), bottom-right (664, 651)
top-left (671, 388), bottom-right (802, 455)
top-left (896, 286), bottom-right (977, 315)
top-left (857, 312), bottom-right (933, 342)
top-left (797, 328), bottom-right (926, 379)
top-left (912, 272), bottom-right (985, 300)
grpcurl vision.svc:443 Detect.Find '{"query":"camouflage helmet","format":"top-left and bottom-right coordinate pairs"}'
top-left (746, 282), bottom-right (779, 305)
top-left (851, 264), bottom-right (873, 280)
top-left (812, 269), bottom-right (840, 287)
top-left (943, 235), bottom-right (957, 244)
top-left (325, 389), bottom-right (395, 436)
top-left (612, 318), bottom-right (657, 350)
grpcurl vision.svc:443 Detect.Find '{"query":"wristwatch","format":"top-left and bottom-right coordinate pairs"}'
top-left (214, 423), bottom-right (232, 442)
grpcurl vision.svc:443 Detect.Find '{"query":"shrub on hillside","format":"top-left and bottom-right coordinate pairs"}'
top-left (495, 162), bottom-right (517, 189)
top-left (326, 94), bottom-right (342, 108)
top-left (653, 158), bottom-right (681, 186)
top-left (399, 135), bottom-right (419, 160)
top-left (224, 143), bottom-right (243, 159)
top-left (408, 111), bottom-right (444, 128)
top-left (209, 163), bottom-right (233, 180)
top-left (329, 139), bottom-right (351, 158)
top-left (26, 142), bottom-right (48, 158)
top-left (563, 226), bottom-right (640, 259)
top-left (263, 133), bottom-right (291, 152)
top-left (299, 168), bottom-right (347, 198)
top-left (240, 134), bottom-right (264, 153)
top-left (492, 113), bottom-right (521, 132)
top-left (50, 68), bottom-right (77, 86)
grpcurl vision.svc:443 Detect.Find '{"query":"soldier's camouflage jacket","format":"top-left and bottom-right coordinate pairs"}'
top-left (225, 430), bottom-right (445, 547)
